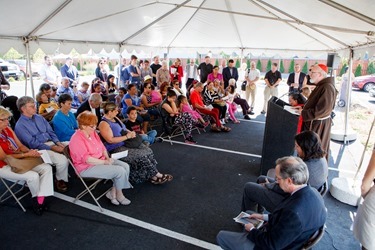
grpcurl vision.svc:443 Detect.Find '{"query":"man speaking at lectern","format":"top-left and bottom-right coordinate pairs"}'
top-left (294, 64), bottom-right (337, 160)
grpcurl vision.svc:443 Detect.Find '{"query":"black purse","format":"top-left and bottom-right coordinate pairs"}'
top-left (241, 69), bottom-right (250, 91)
top-left (111, 118), bottom-right (143, 148)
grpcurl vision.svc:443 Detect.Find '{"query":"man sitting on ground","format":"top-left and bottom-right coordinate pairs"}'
top-left (14, 96), bottom-right (69, 192)
top-left (217, 156), bottom-right (326, 250)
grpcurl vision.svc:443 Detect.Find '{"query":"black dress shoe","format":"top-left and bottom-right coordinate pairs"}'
top-left (33, 203), bottom-right (44, 216)
top-left (244, 115), bottom-right (251, 120)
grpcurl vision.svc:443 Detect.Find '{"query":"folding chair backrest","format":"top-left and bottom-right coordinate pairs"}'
top-left (301, 225), bottom-right (325, 250)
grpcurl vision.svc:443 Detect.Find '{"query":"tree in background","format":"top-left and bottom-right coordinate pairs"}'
top-left (169, 59), bottom-right (173, 67)
top-left (235, 59), bottom-right (241, 68)
top-left (266, 59), bottom-right (272, 72)
top-left (33, 48), bottom-right (46, 63)
top-left (187, 58), bottom-right (190, 64)
top-left (339, 63), bottom-right (348, 76)
top-left (367, 61), bottom-right (375, 74)
top-left (288, 59), bottom-right (295, 73)
top-left (215, 58), bottom-right (219, 66)
top-left (256, 59), bottom-right (262, 71)
top-left (195, 58), bottom-right (199, 65)
top-left (354, 64), bottom-right (362, 77)
top-left (302, 61), bottom-right (308, 74)
top-left (3, 48), bottom-right (23, 60)
top-left (108, 61), bottom-right (113, 71)
top-left (279, 60), bottom-right (285, 73)
top-left (246, 59), bottom-right (250, 69)
top-left (77, 62), bottom-right (81, 70)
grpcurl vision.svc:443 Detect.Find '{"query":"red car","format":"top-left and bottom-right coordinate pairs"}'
top-left (352, 74), bottom-right (375, 92)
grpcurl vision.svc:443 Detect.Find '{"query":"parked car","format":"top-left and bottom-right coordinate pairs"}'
top-left (0, 59), bottom-right (23, 80)
top-left (369, 87), bottom-right (375, 97)
top-left (352, 74), bottom-right (375, 92)
top-left (7, 59), bottom-right (41, 77)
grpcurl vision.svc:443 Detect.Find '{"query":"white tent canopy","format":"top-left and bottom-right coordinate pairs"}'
top-left (1, 0), bottom-right (374, 57)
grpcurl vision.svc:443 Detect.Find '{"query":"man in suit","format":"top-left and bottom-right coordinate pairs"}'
top-left (76, 93), bottom-right (103, 125)
top-left (60, 57), bottom-right (79, 88)
top-left (217, 156), bottom-right (327, 250)
top-left (287, 63), bottom-right (307, 93)
top-left (222, 59), bottom-right (239, 89)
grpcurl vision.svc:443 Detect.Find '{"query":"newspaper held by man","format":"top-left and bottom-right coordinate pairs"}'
top-left (233, 212), bottom-right (264, 229)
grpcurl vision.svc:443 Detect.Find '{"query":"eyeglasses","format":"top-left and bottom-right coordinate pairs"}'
top-left (145, 87), bottom-right (152, 89)
top-left (310, 71), bottom-right (320, 74)
top-left (87, 125), bottom-right (96, 129)
top-left (275, 176), bottom-right (284, 182)
top-left (0, 117), bottom-right (11, 122)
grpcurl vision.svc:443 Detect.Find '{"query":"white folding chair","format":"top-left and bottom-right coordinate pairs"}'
top-left (63, 146), bottom-right (111, 212)
top-left (0, 177), bottom-right (30, 212)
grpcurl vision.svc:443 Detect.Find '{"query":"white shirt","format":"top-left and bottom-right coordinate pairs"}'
top-left (188, 65), bottom-right (195, 78)
top-left (294, 72), bottom-right (300, 86)
top-left (245, 68), bottom-right (260, 81)
top-left (39, 64), bottom-right (60, 83)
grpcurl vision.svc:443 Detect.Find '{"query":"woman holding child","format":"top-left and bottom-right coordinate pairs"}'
top-left (99, 102), bottom-right (173, 185)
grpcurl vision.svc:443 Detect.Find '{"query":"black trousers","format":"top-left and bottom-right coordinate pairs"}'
top-left (233, 97), bottom-right (250, 115)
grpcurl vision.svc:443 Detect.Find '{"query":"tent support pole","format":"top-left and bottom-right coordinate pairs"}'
top-left (25, 41), bottom-right (35, 97)
top-left (344, 48), bottom-right (354, 144)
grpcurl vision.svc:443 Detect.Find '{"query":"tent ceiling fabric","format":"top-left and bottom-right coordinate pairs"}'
top-left (0, 0), bottom-right (374, 56)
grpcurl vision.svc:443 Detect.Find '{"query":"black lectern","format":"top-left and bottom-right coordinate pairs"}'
top-left (260, 96), bottom-right (299, 175)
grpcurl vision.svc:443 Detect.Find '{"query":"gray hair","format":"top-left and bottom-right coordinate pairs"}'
top-left (17, 96), bottom-right (35, 112)
top-left (276, 156), bottom-right (309, 185)
top-left (228, 78), bottom-right (236, 85)
top-left (89, 93), bottom-right (102, 103)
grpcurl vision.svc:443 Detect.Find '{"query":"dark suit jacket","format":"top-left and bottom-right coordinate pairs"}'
top-left (76, 100), bottom-right (101, 125)
top-left (248, 185), bottom-right (326, 250)
top-left (287, 72), bottom-right (306, 92)
top-left (223, 67), bottom-right (238, 88)
top-left (222, 67), bottom-right (239, 88)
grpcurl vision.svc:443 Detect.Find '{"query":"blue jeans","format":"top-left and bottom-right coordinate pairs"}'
top-left (140, 130), bottom-right (157, 144)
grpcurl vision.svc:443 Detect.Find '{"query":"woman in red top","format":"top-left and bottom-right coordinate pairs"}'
top-left (189, 82), bottom-right (231, 132)
top-left (170, 58), bottom-right (183, 86)
top-left (0, 106), bottom-right (53, 215)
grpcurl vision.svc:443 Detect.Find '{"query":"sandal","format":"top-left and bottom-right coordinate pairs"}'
top-left (150, 176), bottom-right (168, 185)
top-left (162, 174), bottom-right (173, 182)
top-left (211, 126), bottom-right (221, 132)
top-left (221, 126), bottom-right (231, 132)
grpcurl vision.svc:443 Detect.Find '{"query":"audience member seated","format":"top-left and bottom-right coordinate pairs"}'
top-left (223, 85), bottom-right (240, 124)
top-left (38, 83), bottom-right (58, 121)
top-left (140, 81), bottom-right (161, 118)
top-left (161, 90), bottom-right (197, 144)
top-left (217, 156), bottom-right (327, 250)
top-left (228, 78), bottom-right (252, 120)
top-left (91, 77), bottom-right (108, 96)
top-left (106, 74), bottom-right (117, 102)
top-left (190, 82), bottom-right (231, 132)
top-left (0, 106), bottom-right (53, 215)
top-left (52, 94), bottom-right (78, 142)
top-left (121, 83), bottom-right (150, 132)
top-left (115, 87), bottom-right (127, 109)
top-left (76, 93), bottom-right (103, 125)
top-left (77, 82), bottom-right (90, 104)
top-left (36, 91), bottom-right (59, 116)
top-left (177, 95), bottom-right (208, 127)
top-left (203, 81), bottom-right (228, 125)
top-left (56, 77), bottom-right (79, 108)
top-left (242, 131), bottom-right (328, 213)
top-left (171, 79), bottom-right (184, 96)
top-left (14, 96), bottom-right (69, 192)
top-left (69, 111), bottom-right (132, 205)
top-left (159, 81), bottom-right (171, 100)
top-left (126, 106), bottom-right (157, 145)
top-left (91, 82), bottom-right (108, 102)
top-left (207, 65), bottom-right (224, 87)
top-left (98, 103), bottom-right (173, 185)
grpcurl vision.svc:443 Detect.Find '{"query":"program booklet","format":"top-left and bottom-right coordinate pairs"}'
top-left (233, 212), bottom-right (264, 229)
